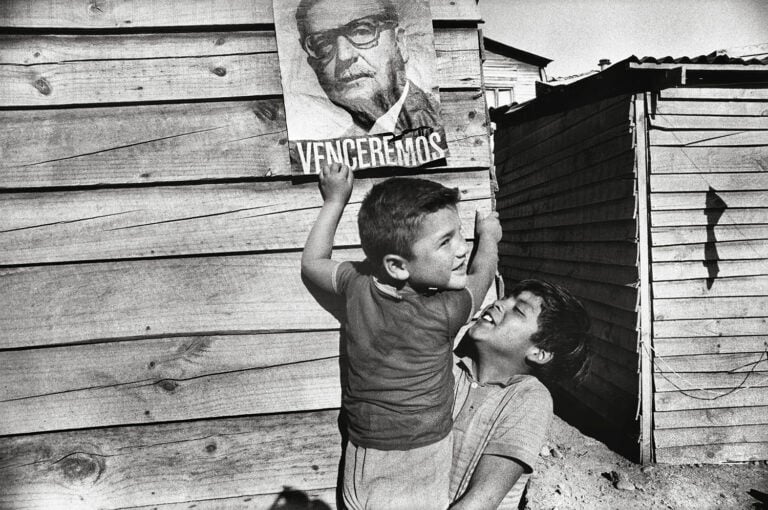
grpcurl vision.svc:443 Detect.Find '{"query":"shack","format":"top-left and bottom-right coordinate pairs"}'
top-left (482, 37), bottom-right (551, 108)
top-left (0, 1), bottom-right (493, 508)
top-left (492, 54), bottom-right (768, 464)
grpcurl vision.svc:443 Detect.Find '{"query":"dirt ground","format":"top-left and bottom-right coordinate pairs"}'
top-left (525, 416), bottom-right (768, 510)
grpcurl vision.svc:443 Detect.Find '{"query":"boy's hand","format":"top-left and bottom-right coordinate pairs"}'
top-left (319, 163), bottom-right (353, 205)
top-left (475, 210), bottom-right (502, 243)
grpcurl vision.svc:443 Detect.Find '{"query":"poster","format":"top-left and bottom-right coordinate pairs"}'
top-left (273, 0), bottom-right (449, 174)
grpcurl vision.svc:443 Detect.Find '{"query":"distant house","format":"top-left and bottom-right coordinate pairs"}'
top-left (482, 37), bottom-right (551, 108)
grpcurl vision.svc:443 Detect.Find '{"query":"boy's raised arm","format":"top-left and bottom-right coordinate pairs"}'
top-left (465, 210), bottom-right (502, 313)
top-left (301, 163), bottom-right (354, 294)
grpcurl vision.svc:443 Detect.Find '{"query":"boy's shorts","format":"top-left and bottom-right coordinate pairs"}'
top-left (342, 432), bottom-right (453, 510)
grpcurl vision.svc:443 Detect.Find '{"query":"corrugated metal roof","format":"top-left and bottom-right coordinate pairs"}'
top-left (628, 52), bottom-right (768, 66)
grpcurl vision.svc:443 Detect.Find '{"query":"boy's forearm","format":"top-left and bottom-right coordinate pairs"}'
top-left (468, 235), bottom-right (499, 279)
top-left (301, 200), bottom-right (346, 266)
top-left (465, 235), bottom-right (499, 309)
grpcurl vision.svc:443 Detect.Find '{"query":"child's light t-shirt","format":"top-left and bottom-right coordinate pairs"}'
top-left (333, 260), bottom-right (474, 450)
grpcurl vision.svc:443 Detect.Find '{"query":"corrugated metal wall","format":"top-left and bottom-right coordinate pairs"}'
top-left (0, 1), bottom-right (492, 507)
top-left (646, 87), bottom-right (768, 464)
top-left (494, 95), bottom-right (642, 454)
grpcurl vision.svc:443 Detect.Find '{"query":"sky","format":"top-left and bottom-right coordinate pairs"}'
top-left (478, 0), bottom-right (768, 79)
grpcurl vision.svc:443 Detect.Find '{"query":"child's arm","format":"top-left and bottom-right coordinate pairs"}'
top-left (301, 163), bottom-right (354, 293)
top-left (449, 455), bottom-right (525, 509)
top-left (464, 210), bottom-right (502, 313)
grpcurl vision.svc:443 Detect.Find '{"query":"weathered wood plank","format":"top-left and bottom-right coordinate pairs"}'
top-left (654, 424), bottom-right (768, 448)
top-left (659, 88), bottom-right (768, 101)
top-left (0, 411), bottom-right (341, 510)
top-left (0, 332), bottom-right (341, 434)
top-left (496, 115), bottom-right (632, 178)
top-left (1, 356), bottom-right (340, 435)
top-left (0, 332), bottom-right (338, 402)
top-left (501, 199), bottom-right (637, 231)
top-left (496, 151), bottom-right (635, 203)
top-left (654, 296), bottom-right (768, 320)
top-left (500, 265), bottom-right (638, 313)
top-left (652, 352), bottom-right (768, 373)
top-left (654, 371), bottom-right (768, 392)
top-left (652, 239), bottom-right (768, 262)
top-left (0, 92), bottom-right (489, 188)
top-left (652, 259), bottom-right (768, 280)
top-left (654, 318), bottom-right (768, 338)
top-left (497, 178), bottom-right (636, 219)
top-left (651, 208), bottom-right (768, 227)
top-left (495, 95), bottom-right (630, 163)
top-left (0, 0), bottom-right (480, 27)
top-left (0, 31), bottom-right (276, 63)
top-left (655, 386), bottom-right (768, 411)
top-left (0, 98), bottom-right (291, 185)
top-left (579, 299), bottom-right (638, 337)
top-left (504, 220), bottom-right (637, 244)
top-left (500, 240), bottom-right (638, 267)
top-left (655, 406), bottom-right (768, 429)
top-left (653, 275), bottom-right (768, 298)
top-left (651, 190), bottom-right (768, 210)
top-left (588, 317), bottom-right (639, 355)
top-left (654, 99), bottom-right (768, 116)
top-left (0, 171), bottom-right (491, 264)
top-left (128, 490), bottom-right (338, 510)
top-left (655, 442), bottom-right (768, 464)
top-left (649, 129), bottom-right (768, 147)
top-left (589, 353), bottom-right (638, 396)
top-left (499, 255), bottom-right (638, 287)
top-left (497, 135), bottom-right (633, 194)
top-left (650, 173), bottom-right (768, 192)
top-left (654, 335), bottom-right (768, 356)
top-left (0, 29), bottom-right (481, 106)
top-left (587, 333), bottom-right (638, 370)
top-left (0, 250), bottom-right (358, 349)
top-left (649, 114), bottom-right (768, 130)
top-left (651, 225), bottom-right (768, 246)
top-left (650, 146), bottom-right (768, 174)
top-left (2, 51), bottom-right (281, 106)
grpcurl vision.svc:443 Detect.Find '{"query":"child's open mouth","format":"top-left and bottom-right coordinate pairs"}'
top-left (479, 304), bottom-right (500, 325)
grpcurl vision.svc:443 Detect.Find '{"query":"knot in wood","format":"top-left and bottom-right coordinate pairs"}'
top-left (158, 379), bottom-right (179, 392)
top-left (205, 442), bottom-right (217, 453)
top-left (34, 78), bottom-right (52, 96)
top-left (57, 452), bottom-right (104, 484)
top-left (212, 67), bottom-right (227, 77)
top-left (87, 1), bottom-right (106, 16)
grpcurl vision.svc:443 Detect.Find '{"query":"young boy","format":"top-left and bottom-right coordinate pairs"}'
top-left (301, 163), bottom-right (501, 510)
top-left (450, 279), bottom-right (592, 509)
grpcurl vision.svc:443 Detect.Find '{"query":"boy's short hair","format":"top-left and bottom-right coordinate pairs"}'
top-left (358, 177), bottom-right (460, 266)
top-left (510, 279), bottom-right (592, 385)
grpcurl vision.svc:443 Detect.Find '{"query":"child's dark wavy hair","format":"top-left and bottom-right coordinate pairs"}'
top-left (510, 279), bottom-right (592, 385)
top-left (358, 177), bottom-right (460, 266)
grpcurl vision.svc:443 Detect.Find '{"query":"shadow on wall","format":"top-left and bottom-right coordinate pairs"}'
top-left (269, 486), bottom-right (332, 510)
top-left (704, 187), bottom-right (727, 290)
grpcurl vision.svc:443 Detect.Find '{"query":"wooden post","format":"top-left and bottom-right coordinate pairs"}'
top-left (635, 92), bottom-right (655, 464)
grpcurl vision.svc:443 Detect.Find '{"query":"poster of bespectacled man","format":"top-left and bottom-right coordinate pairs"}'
top-left (274, 0), bottom-right (450, 174)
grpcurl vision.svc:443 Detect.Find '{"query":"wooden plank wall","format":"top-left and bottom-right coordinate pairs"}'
top-left (482, 50), bottom-right (541, 104)
top-left (0, 1), bottom-right (492, 508)
top-left (647, 87), bottom-right (768, 464)
top-left (493, 95), bottom-right (641, 454)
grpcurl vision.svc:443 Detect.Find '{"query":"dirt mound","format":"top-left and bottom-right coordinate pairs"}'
top-left (525, 416), bottom-right (768, 509)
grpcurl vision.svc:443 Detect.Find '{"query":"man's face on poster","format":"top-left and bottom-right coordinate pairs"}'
top-left (299, 0), bottom-right (408, 126)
